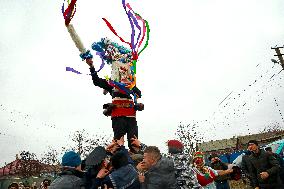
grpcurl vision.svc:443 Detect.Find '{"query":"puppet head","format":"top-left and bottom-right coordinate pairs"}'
top-left (92, 38), bottom-right (135, 86)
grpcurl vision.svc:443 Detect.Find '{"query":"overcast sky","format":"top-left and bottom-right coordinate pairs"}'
top-left (1, 0), bottom-right (284, 166)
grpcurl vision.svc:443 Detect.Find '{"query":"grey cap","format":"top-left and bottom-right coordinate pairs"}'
top-left (85, 146), bottom-right (107, 166)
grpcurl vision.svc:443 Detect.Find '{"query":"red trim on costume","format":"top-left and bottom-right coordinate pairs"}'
top-left (196, 169), bottom-right (216, 186)
top-left (111, 99), bottom-right (136, 117)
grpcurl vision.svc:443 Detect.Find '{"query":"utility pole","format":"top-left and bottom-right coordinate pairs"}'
top-left (271, 46), bottom-right (284, 72)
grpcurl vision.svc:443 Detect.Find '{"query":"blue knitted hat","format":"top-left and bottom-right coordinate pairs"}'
top-left (62, 151), bottom-right (81, 167)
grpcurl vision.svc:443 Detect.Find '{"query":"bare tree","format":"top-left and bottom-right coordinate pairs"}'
top-left (175, 123), bottom-right (204, 157)
top-left (18, 151), bottom-right (42, 178)
top-left (259, 122), bottom-right (283, 133)
top-left (61, 129), bottom-right (110, 159)
top-left (40, 146), bottom-right (61, 174)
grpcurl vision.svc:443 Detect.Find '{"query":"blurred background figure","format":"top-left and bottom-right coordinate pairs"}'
top-left (49, 151), bottom-right (84, 189)
top-left (209, 153), bottom-right (230, 189)
top-left (265, 146), bottom-right (284, 185)
top-left (8, 183), bottom-right (19, 189)
top-left (40, 179), bottom-right (51, 189)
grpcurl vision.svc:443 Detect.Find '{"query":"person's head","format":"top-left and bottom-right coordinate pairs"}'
top-left (8, 183), bottom-right (19, 189)
top-left (265, 146), bottom-right (273, 154)
top-left (62, 151), bottom-right (82, 171)
top-left (142, 146), bottom-right (161, 170)
top-left (193, 151), bottom-right (205, 166)
top-left (167, 140), bottom-right (184, 154)
top-left (209, 153), bottom-right (219, 163)
top-left (110, 151), bottom-right (129, 170)
top-left (129, 147), bottom-right (139, 155)
top-left (42, 179), bottom-right (51, 187)
top-left (131, 153), bottom-right (144, 167)
top-left (247, 140), bottom-right (259, 153)
top-left (23, 180), bottom-right (31, 189)
top-left (85, 146), bottom-right (108, 168)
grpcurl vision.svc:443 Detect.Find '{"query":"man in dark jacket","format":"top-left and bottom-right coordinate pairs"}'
top-left (139, 146), bottom-right (177, 189)
top-left (49, 151), bottom-right (85, 189)
top-left (265, 146), bottom-right (284, 184)
top-left (209, 154), bottom-right (230, 189)
top-left (247, 140), bottom-right (282, 189)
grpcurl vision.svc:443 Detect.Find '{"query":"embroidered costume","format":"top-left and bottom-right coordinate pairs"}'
top-left (89, 63), bottom-right (143, 151)
top-left (193, 151), bottom-right (219, 189)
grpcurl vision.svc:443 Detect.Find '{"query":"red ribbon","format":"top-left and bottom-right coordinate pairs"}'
top-left (102, 18), bottom-right (132, 48)
top-left (63, 0), bottom-right (77, 26)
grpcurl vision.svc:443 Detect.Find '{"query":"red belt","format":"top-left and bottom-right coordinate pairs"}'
top-left (111, 100), bottom-right (136, 117)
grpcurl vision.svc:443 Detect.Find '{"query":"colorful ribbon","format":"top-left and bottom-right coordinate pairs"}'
top-left (102, 18), bottom-right (132, 48)
top-left (96, 52), bottom-right (106, 72)
top-left (62, 0), bottom-right (77, 26)
top-left (66, 67), bottom-right (83, 74)
top-left (102, 0), bottom-right (150, 62)
top-left (138, 19), bottom-right (150, 56)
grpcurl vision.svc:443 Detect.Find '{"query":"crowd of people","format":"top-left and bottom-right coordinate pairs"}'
top-left (7, 179), bottom-right (51, 189)
top-left (7, 137), bottom-right (283, 189)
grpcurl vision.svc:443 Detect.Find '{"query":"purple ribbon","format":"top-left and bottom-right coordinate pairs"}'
top-left (122, 0), bottom-right (140, 53)
top-left (66, 67), bottom-right (82, 74)
top-left (128, 10), bottom-right (142, 51)
top-left (96, 52), bottom-right (106, 72)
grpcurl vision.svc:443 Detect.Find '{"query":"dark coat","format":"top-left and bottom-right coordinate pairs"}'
top-left (272, 153), bottom-right (284, 185)
top-left (106, 164), bottom-right (140, 189)
top-left (49, 169), bottom-right (85, 189)
top-left (248, 149), bottom-right (282, 188)
top-left (241, 154), bottom-right (251, 175)
top-left (141, 157), bottom-right (177, 189)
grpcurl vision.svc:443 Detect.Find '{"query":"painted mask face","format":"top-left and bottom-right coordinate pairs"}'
top-left (111, 61), bottom-right (131, 84)
top-left (194, 157), bottom-right (204, 165)
top-left (119, 66), bottom-right (131, 84)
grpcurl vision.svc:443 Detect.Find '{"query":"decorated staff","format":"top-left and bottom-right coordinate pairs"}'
top-left (62, 0), bottom-right (93, 62)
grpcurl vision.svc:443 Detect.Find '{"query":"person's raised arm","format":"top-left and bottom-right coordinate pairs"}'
top-left (86, 58), bottom-right (113, 93)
